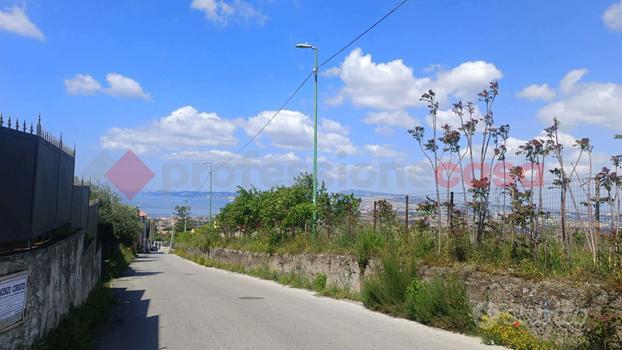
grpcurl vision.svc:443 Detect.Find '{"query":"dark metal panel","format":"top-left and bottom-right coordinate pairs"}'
top-left (56, 153), bottom-right (74, 224)
top-left (0, 129), bottom-right (37, 243)
top-left (31, 141), bottom-right (61, 236)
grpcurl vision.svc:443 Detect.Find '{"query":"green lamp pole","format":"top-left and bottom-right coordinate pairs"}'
top-left (296, 42), bottom-right (318, 236)
top-left (202, 161), bottom-right (213, 226)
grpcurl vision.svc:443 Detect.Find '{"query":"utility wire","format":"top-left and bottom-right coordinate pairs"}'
top-left (319, 0), bottom-right (409, 68)
top-left (213, 71), bottom-right (313, 173)
top-left (198, 0), bottom-right (410, 189)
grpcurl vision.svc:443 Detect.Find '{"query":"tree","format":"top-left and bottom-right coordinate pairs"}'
top-left (91, 184), bottom-right (142, 247)
top-left (174, 204), bottom-right (191, 233)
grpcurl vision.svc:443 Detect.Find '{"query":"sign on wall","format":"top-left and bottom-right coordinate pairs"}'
top-left (0, 272), bottom-right (28, 331)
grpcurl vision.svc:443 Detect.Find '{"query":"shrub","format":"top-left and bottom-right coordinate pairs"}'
top-left (354, 230), bottom-right (383, 269)
top-left (580, 303), bottom-right (622, 350)
top-left (312, 274), bottom-right (327, 292)
top-left (361, 255), bottom-right (417, 315)
top-left (479, 313), bottom-right (555, 350)
top-left (32, 286), bottom-right (114, 350)
top-left (405, 276), bottom-right (476, 333)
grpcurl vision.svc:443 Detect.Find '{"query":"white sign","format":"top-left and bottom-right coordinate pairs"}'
top-left (0, 272), bottom-right (28, 329)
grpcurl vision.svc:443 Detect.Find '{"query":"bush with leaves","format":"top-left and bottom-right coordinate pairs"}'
top-left (361, 255), bottom-right (417, 315)
top-left (90, 184), bottom-right (142, 247)
top-left (405, 276), bottom-right (476, 333)
top-left (480, 312), bottom-right (555, 350)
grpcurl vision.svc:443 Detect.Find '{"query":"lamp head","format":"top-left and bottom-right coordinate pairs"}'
top-left (296, 43), bottom-right (315, 50)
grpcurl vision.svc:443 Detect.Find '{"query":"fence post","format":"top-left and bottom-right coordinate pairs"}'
top-left (449, 192), bottom-right (454, 231)
top-left (595, 177), bottom-right (601, 234)
top-left (373, 200), bottom-right (377, 234)
top-left (405, 195), bottom-right (409, 232)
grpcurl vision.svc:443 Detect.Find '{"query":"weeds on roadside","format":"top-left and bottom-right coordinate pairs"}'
top-left (30, 286), bottom-right (114, 350)
top-left (405, 276), bottom-right (475, 333)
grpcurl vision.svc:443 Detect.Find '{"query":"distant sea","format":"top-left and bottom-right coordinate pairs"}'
top-left (127, 191), bottom-right (237, 217)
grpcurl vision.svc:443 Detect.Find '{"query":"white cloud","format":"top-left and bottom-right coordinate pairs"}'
top-left (538, 69), bottom-right (622, 130)
top-left (560, 69), bottom-right (587, 94)
top-left (100, 106), bottom-right (237, 153)
top-left (516, 83), bottom-right (556, 101)
top-left (243, 110), bottom-right (356, 155)
top-left (603, 0), bottom-right (622, 31)
top-left (0, 6), bottom-right (44, 41)
top-left (65, 73), bottom-right (151, 99)
top-left (104, 73), bottom-right (151, 99)
top-left (327, 49), bottom-right (501, 139)
top-left (64, 74), bottom-right (102, 95)
top-left (364, 144), bottom-right (403, 159)
top-left (433, 61), bottom-right (503, 101)
top-left (191, 0), bottom-right (267, 26)
top-left (334, 48), bottom-right (428, 110)
top-left (363, 110), bottom-right (418, 129)
top-left (166, 149), bottom-right (300, 165)
top-left (331, 48), bottom-right (502, 110)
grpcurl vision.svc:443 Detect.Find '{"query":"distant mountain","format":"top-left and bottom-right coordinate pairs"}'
top-left (131, 189), bottom-right (430, 217)
top-left (339, 189), bottom-right (405, 198)
top-left (144, 190), bottom-right (237, 198)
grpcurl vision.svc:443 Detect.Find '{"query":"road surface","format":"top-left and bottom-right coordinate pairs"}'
top-left (95, 253), bottom-right (504, 350)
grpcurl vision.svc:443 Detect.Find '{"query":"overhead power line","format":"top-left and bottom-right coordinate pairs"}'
top-left (319, 0), bottom-right (410, 68)
top-left (198, 0), bottom-right (410, 189)
top-left (212, 71), bottom-right (313, 173)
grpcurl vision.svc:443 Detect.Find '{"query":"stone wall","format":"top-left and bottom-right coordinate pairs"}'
top-left (186, 247), bottom-right (366, 292)
top-left (0, 230), bottom-right (101, 349)
top-left (187, 247), bottom-right (621, 342)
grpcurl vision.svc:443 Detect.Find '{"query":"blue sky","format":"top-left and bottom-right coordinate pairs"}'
top-left (1, 0), bottom-right (622, 197)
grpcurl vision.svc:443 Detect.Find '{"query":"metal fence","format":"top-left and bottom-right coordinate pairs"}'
top-left (362, 179), bottom-right (621, 235)
top-left (0, 115), bottom-right (85, 245)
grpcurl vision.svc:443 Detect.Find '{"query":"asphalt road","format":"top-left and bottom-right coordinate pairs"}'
top-left (95, 253), bottom-right (505, 350)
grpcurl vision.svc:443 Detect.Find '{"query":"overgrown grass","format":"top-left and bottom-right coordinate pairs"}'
top-left (405, 276), bottom-right (476, 333)
top-left (181, 223), bottom-right (622, 285)
top-left (361, 255), bottom-right (417, 315)
top-left (479, 313), bottom-right (557, 350)
top-left (101, 243), bottom-right (135, 283)
top-left (30, 286), bottom-right (114, 350)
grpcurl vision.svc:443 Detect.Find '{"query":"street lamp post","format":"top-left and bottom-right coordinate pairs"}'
top-left (208, 162), bottom-right (213, 225)
top-left (202, 161), bottom-right (213, 226)
top-left (296, 42), bottom-right (318, 236)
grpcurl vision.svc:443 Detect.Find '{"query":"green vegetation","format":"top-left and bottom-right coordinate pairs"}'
top-left (405, 276), bottom-right (475, 333)
top-left (30, 286), bottom-right (114, 350)
top-left (361, 255), bottom-right (417, 315)
top-left (173, 203), bottom-right (192, 232)
top-left (479, 313), bottom-right (556, 350)
top-left (579, 301), bottom-right (622, 350)
top-left (359, 254), bottom-right (474, 333)
top-left (101, 243), bottom-right (135, 283)
top-left (173, 165), bottom-right (622, 349)
top-left (91, 184), bottom-right (142, 247)
top-left (217, 173), bottom-right (360, 237)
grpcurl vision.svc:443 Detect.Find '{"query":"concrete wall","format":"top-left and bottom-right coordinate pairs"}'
top-left (185, 247), bottom-right (621, 343)
top-left (0, 230), bottom-right (101, 349)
